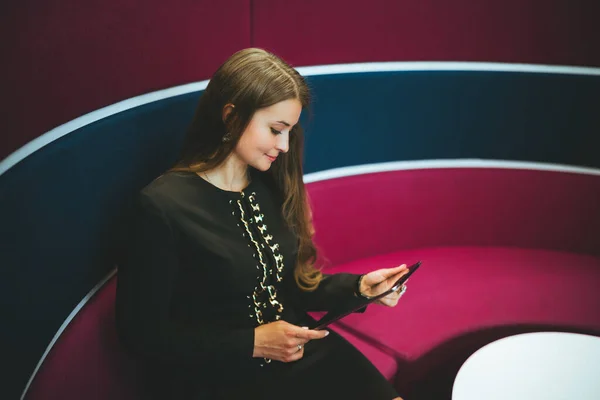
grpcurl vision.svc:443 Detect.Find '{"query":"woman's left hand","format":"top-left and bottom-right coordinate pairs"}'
top-left (359, 264), bottom-right (410, 307)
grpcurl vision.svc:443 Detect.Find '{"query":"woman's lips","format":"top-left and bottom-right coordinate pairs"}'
top-left (265, 154), bottom-right (277, 162)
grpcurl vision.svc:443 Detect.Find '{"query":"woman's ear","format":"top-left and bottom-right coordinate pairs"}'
top-left (222, 103), bottom-right (236, 124)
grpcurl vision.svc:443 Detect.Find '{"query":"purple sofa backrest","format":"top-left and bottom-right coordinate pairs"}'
top-left (308, 167), bottom-right (600, 268)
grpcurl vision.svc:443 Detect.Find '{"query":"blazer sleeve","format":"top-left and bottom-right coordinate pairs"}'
top-left (115, 193), bottom-right (256, 372)
top-left (284, 272), bottom-right (368, 313)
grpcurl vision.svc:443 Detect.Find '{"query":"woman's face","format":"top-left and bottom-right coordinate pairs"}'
top-left (234, 98), bottom-right (302, 171)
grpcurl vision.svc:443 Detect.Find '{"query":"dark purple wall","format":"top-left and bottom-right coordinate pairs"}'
top-left (2, 0), bottom-right (599, 159)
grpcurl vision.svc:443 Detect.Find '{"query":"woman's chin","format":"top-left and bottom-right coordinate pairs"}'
top-left (252, 161), bottom-right (272, 172)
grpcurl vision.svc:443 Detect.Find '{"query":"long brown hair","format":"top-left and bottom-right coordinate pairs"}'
top-left (170, 48), bottom-right (322, 291)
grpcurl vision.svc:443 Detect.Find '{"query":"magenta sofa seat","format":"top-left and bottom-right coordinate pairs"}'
top-left (323, 247), bottom-right (600, 383)
top-left (24, 276), bottom-right (144, 400)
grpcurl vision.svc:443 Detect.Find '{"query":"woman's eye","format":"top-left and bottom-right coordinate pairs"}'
top-left (270, 127), bottom-right (282, 135)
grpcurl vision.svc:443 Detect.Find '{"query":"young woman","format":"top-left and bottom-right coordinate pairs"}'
top-left (116, 48), bottom-right (408, 399)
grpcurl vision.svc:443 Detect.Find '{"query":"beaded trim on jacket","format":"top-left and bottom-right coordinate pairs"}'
top-left (232, 190), bottom-right (285, 364)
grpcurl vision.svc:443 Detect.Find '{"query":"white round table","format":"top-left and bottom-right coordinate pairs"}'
top-left (452, 332), bottom-right (600, 400)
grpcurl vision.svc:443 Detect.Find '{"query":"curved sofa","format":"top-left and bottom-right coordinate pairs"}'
top-left (23, 164), bottom-right (600, 399)
top-left (306, 165), bottom-right (600, 398)
top-left (4, 63), bottom-right (599, 399)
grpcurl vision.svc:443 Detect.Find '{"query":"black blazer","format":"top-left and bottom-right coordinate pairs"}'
top-left (115, 169), bottom-right (365, 394)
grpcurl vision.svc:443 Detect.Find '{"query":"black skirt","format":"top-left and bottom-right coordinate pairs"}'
top-left (208, 328), bottom-right (400, 400)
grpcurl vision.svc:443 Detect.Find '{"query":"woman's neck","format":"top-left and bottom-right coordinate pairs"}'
top-left (203, 153), bottom-right (250, 192)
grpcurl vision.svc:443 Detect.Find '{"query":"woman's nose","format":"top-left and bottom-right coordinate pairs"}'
top-left (275, 132), bottom-right (289, 153)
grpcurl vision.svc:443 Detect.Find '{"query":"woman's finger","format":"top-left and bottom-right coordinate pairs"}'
top-left (293, 326), bottom-right (329, 340)
top-left (377, 264), bottom-right (408, 280)
top-left (283, 344), bottom-right (304, 363)
top-left (364, 267), bottom-right (407, 293)
top-left (377, 296), bottom-right (398, 307)
top-left (384, 267), bottom-right (410, 284)
top-left (375, 283), bottom-right (407, 307)
top-left (376, 270), bottom-right (409, 292)
top-left (398, 284), bottom-right (407, 296)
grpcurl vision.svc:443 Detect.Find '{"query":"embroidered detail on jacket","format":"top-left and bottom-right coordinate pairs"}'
top-left (235, 191), bottom-right (286, 365)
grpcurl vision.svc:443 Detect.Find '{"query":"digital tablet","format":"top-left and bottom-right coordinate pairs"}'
top-left (311, 261), bottom-right (422, 330)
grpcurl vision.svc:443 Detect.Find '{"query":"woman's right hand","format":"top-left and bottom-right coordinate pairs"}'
top-left (253, 320), bottom-right (329, 362)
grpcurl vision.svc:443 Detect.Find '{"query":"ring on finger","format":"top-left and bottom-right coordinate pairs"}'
top-left (297, 344), bottom-right (303, 352)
